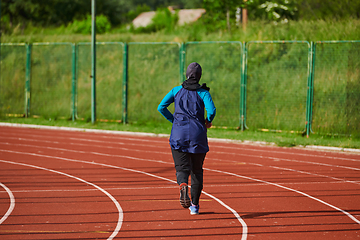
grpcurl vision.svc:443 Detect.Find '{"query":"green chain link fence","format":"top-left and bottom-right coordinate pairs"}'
top-left (0, 43), bottom-right (27, 117)
top-left (77, 42), bottom-right (124, 122)
top-left (312, 41), bottom-right (360, 137)
top-left (184, 41), bottom-right (242, 128)
top-left (127, 42), bottom-right (180, 124)
top-left (245, 41), bottom-right (310, 132)
top-left (30, 43), bottom-right (74, 120)
top-left (1, 40), bottom-right (359, 137)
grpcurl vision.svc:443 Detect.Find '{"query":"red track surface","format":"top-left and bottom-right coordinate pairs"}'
top-left (0, 125), bottom-right (359, 239)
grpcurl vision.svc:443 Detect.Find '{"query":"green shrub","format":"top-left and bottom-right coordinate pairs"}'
top-left (69, 15), bottom-right (111, 34)
top-left (132, 8), bottom-right (178, 33)
top-left (127, 4), bottom-right (151, 21)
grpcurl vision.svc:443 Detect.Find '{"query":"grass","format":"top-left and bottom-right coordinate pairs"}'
top-left (1, 18), bottom-right (360, 150)
top-left (1, 117), bottom-right (360, 150)
top-left (2, 18), bottom-right (360, 44)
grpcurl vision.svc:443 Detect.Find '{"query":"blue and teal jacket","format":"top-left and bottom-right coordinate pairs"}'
top-left (158, 85), bottom-right (216, 153)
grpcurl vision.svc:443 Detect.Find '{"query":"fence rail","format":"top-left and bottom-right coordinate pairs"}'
top-left (1, 40), bottom-right (359, 137)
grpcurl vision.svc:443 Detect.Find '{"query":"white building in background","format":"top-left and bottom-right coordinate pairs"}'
top-left (132, 7), bottom-right (206, 28)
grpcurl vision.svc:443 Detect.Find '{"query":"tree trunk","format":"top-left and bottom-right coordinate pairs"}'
top-left (226, 8), bottom-right (231, 34)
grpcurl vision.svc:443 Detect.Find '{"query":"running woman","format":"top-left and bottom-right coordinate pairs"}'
top-left (158, 62), bottom-right (216, 215)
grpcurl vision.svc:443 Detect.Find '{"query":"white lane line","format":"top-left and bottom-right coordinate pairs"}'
top-left (2, 144), bottom-right (360, 222)
top-left (2, 135), bottom-right (360, 172)
top-left (1, 123), bottom-right (360, 156)
top-left (0, 159), bottom-right (123, 240)
top-left (2, 141), bottom-right (360, 187)
top-left (4, 148), bottom-right (358, 226)
top-left (0, 182), bottom-right (15, 225)
top-left (209, 144), bottom-right (360, 162)
top-left (3, 136), bottom-right (360, 174)
top-left (0, 181), bottom-right (352, 195)
top-left (215, 151), bottom-right (360, 171)
top-left (209, 157), bottom-right (360, 186)
top-left (205, 167), bottom-right (360, 225)
top-left (1, 150), bottom-right (248, 240)
top-left (3, 129), bottom-right (360, 165)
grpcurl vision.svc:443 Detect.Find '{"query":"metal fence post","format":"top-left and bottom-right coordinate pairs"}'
top-left (240, 42), bottom-right (248, 131)
top-left (71, 43), bottom-right (77, 121)
top-left (25, 43), bottom-right (32, 118)
top-left (305, 42), bottom-right (315, 137)
top-left (91, 0), bottom-right (96, 124)
top-left (309, 42), bottom-right (315, 135)
top-left (179, 43), bottom-right (185, 83)
top-left (122, 42), bottom-right (128, 124)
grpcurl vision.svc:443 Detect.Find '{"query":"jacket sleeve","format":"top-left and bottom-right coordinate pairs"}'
top-left (198, 90), bottom-right (216, 122)
top-left (157, 89), bottom-right (175, 123)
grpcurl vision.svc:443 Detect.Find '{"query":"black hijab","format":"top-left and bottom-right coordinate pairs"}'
top-left (182, 62), bottom-right (210, 91)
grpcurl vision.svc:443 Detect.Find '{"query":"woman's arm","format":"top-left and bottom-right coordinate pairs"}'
top-left (157, 88), bottom-right (176, 123)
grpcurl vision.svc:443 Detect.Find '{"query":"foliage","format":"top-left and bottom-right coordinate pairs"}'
top-left (202, 0), bottom-right (241, 30)
top-left (202, 0), bottom-right (360, 32)
top-left (1, 17), bottom-right (360, 141)
top-left (296, 0), bottom-right (360, 20)
top-left (203, 0), bottom-right (299, 29)
top-left (257, 0), bottom-right (298, 22)
top-left (151, 8), bottom-right (179, 31)
top-left (132, 8), bottom-right (178, 33)
top-left (127, 4), bottom-right (151, 22)
top-left (68, 15), bottom-right (111, 34)
top-left (1, 0), bottom-right (360, 35)
top-left (0, 0), bottom-right (134, 29)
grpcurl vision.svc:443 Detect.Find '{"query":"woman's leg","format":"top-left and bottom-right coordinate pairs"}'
top-left (171, 148), bottom-right (191, 185)
top-left (171, 148), bottom-right (191, 208)
top-left (190, 153), bottom-right (206, 206)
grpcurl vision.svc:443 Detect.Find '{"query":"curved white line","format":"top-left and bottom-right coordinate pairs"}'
top-left (0, 150), bottom-right (248, 239)
top-left (209, 157), bottom-right (360, 185)
top-left (6, 146), bottom-right (357, 227)
top-left (201, 191), bottom-right (248, 239)
top-left (206, 168), bottom-right (360, 225)
top-left (0, 182), bottom-right (15, 224)
top-left (3, 144), bottom-right (360, 230)
top-left (0, 159), bottom-right (123, 240)
top-left (1, 142), bottom-right (360, 187)
top-left (2, 135), bottom-right (360, 171)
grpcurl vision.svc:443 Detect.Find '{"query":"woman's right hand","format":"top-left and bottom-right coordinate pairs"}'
top-left (205, 120), bottom-right (212, 129)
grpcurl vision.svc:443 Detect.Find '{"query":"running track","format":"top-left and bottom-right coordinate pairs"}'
top-left (0, 125), bottom-right (359, 239)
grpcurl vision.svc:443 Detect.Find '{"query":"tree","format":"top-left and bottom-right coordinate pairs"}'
top-left (1, 0), bottom-right (133, 29)
top-left (202, 0), bottom-right (301, 32)
top-left (203, 0), bottom-right (242, 31)
top-left (296, 0), bottom-right (360, 20)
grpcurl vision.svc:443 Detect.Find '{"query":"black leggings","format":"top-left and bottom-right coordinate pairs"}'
top-left (171, 148), bottom-right (206, 206)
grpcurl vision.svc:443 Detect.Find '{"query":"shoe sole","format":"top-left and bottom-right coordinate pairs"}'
top-left (180, 185), bottom-right (191, 208)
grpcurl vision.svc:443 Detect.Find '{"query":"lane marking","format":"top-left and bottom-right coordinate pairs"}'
top-left (3, 148), bottom-right (359, 226)
top-left (209, 157), bottom-right (360, 186)
top-left (0, 182), bottom-right (15, 225)
top-left (1, 150), bottom-right (248, 239)
top-left (2, 141), bottom-right (360, 186)
top-left (205, 167), bottom-right (360, 225)
top-left (2, 134), bottom-right (360, 172)
top-left (1, 124), bottom-right (360, 156)
top-left (2, 131), bottom-right (360, 164)
top-left (0, 181), bottom-right (350, 194)
top-left (0, 230), bottom-right (110, 234)
top-left (0, 159), bottom-right (123, 240)
top-left (215, 151), bottom-right (360, 171)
